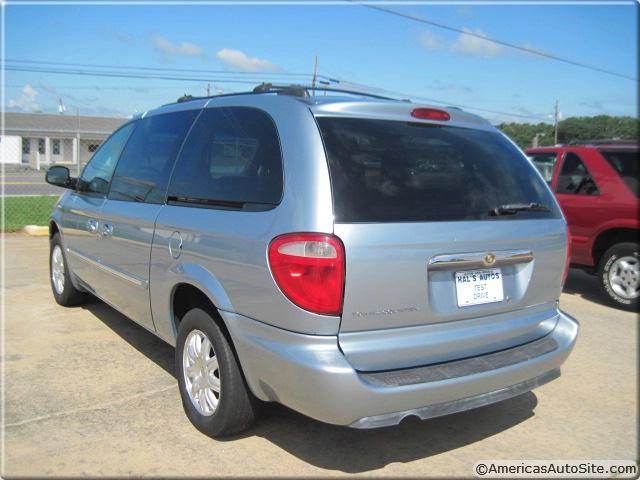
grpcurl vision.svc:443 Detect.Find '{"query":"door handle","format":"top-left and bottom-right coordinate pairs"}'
top-left (101, 223), bottom-right (113, 237)
top-left (87, 219), bottom-right (99, 234)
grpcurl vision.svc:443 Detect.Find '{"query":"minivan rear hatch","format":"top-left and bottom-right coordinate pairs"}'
top-left (314, 107), bottom-right (568, 372)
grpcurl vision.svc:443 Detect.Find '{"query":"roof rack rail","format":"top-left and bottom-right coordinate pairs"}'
top-left (175, 83), bottom-right (397, 104)
top-left (568, 138), bottom-right (639, 146)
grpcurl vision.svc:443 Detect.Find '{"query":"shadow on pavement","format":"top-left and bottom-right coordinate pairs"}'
top-left (81, 297), bottom-right (176, 378)
top-left (247, 393), bottom-right (537, 473)
top-left (562, 268), bottom-right (610, 307)
top-left (81, 296), bottom-right (539, 473)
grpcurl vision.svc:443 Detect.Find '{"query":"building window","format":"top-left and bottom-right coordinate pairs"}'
top-left (88, 143), bottom-right (100, 153)
top-left (38, 138), bottom-right (45, 154)
top-left (52, 139), bottom-right (61, 155)
top-left (22, 138), bottom-right (30, 154)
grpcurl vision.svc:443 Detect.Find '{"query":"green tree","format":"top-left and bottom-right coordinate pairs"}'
top-left (497, 115), bottom-right (639, 149)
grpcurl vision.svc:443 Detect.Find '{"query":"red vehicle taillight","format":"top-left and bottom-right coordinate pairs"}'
top-left (268, 233), bottom-right (345, 316)
top-left (562, 230), bottom-right (572, 288)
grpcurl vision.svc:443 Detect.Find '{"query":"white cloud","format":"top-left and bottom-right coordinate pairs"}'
top-left (419, 30), bottom-right (444, 51)
top-left (520, 41), bottom-right (547, 57)
top-left (450, 28), bottom-right (506, 57)
top-left (418, 27), bottom-right (541, 61)
top-left (8, 84), bottom-right (39, 111)
top-left (215, 48), bottom-right (281, 72)
top-left (151, 35), bottom-right (204, 58)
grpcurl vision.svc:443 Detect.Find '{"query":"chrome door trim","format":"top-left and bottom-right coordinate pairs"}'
top-left (428, 249), bottom-right (533, 271)
top-left (86, 219), bottom-right (99, 234)
top-left (66, 247), bottom-right (149, 289)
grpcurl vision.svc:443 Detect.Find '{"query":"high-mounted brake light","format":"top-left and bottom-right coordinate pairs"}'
top-left (268, 233), bottom-right (345, 316)
top-left (411, 108), bottom-right (451, 121)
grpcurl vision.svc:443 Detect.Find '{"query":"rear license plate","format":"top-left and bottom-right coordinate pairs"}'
top-left (455, 268), bottom-right (504, 307)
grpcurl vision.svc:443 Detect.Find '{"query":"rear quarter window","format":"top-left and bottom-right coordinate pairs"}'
top-left (168, 107), bottom-right (283, 209)
top-left (600, 149), bottom-right (639, 197)
top-left (317, 117), bottom-right (560, 223)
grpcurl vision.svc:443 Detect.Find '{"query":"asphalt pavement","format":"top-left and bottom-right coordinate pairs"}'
top-left (1, 170), bottom-right (72, 196)
top-left (2, 234), bottom-right (637, 477)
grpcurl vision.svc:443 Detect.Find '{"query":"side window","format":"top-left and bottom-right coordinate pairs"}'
top-left (600, 149), bottom-right (639, 198)
top-left (79, 123), bottom-right (135, 195)
top-left (528, 152), bottom-right (558, 184)
top-left (168, 107), bottom-right (283, 208)
top-left (108, 110), bottom-right (199, 204)
top-left (556, 152), bottom-right (599, 195)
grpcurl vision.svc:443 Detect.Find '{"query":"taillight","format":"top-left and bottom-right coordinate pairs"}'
top-left (562, 229), bottom-right (572, 288)
top-left (268, 233), bottom-right (345, 316)
top-left (411, 108), bottom-right (450, 121)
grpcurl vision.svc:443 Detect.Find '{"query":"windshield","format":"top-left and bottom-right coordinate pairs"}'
top-left (317, 117), bottom-right (561, 223)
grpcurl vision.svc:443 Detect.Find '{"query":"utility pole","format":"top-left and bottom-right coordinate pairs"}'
top-left (311, 55), bottom-right (317, 95)
top-left (554, 99), bottom-right (560, 145)
top-left (207, 83), bottom-right (211, 96)
top-left (76, 107), bottom-right (81, 176)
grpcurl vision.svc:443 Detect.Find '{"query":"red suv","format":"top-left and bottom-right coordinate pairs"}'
top-left (526, 144), bottom-right (639, 309)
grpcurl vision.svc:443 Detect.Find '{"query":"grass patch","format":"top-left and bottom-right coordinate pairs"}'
top-left (2, 195), bottom-right (59, 231)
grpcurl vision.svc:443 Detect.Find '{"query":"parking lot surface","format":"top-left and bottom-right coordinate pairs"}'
top-left (1, 171), bottom-right (63, 197)
top-left (2, 234), bottom-right (637, 477)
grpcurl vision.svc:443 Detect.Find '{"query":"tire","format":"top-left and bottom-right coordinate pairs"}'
top-left (176, 308), bottom-right (257, 437)
top-left (49, 233), bottom-right (86, 307)
top-left (598, 242), bottom-right (639, 310)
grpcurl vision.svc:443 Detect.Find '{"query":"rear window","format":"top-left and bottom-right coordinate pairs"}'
top-left (600, 149), bottom-right (639, 197)
top-left (317, 117), bottom-right (559, 223)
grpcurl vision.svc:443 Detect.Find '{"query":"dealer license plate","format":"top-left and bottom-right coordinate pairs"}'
top-left (455, 268), bottom-right (504, 307)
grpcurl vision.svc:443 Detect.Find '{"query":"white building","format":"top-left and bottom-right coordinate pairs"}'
top-left (1, 112), bottom-right (126, 169)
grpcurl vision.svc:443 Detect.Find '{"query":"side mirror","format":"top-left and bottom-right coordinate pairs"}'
top-left (45, 166), bottom-right (77, 189)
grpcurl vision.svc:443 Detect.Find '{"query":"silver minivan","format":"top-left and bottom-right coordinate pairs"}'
top-left (46, 85), bottom-right (579, 437)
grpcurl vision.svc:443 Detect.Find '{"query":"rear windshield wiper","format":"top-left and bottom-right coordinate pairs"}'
top-left (490, 202), bottom-right (551, 216)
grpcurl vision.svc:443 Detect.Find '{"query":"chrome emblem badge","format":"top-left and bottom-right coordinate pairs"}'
top-left (483, 253), bottom-right (496, 266)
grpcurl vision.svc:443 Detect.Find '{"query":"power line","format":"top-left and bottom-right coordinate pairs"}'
top-left (350, 1), bottom-right (638, 82)
top-left (5, 62), bottom-right (550, 121)
top-left (368, 85), bottom-right (549, 121)
top-left (5, 84), bottom-right (204, 90)
top-left (4, 58), bottom-right (334, 81)
top-left (4, 65), bottom-right (305, 85)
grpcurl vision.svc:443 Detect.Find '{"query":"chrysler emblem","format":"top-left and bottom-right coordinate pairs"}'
top-left (483, 253), bottom-right (496, 266)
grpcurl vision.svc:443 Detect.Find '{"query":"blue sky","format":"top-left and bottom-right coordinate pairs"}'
top-left (4, 2), bottom-right (639, 124)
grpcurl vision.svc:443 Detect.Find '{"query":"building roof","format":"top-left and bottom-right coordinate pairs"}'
top-left (3, 111), bottom-right (128, 137)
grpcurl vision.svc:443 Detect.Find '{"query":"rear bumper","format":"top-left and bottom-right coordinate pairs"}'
top-left (222, 309), bottom-right (579, 428)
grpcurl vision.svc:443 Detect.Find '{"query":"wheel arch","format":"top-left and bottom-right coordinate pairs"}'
top-left (49, 219), bottom-right (60, 239)
top-left (172, 282), bottom-right (225, 335)
top-left (592, 228), bottom-right (639, 266)
top-left (169, 282), bottom-right (251, 386)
